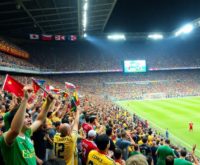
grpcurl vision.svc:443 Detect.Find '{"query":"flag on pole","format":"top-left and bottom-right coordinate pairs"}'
top-left (73, 90), bottom-right (80, 106)
top-left (55, 35), bottom-right (65, 41)
top-left (32, 79), bottom-right (41, 93)
top-left (69, 35), bottom-right (77, 41)
top-left (65, 82), bottom-right (76, 89)
top-left (36, 79), bottom-right (45, 86)
top-left (30, 34), bottom-right (39, 40)
top-left (70, 90), bottom-right (80, 112)
top-left (2, 75), bottom-right (24, 97)
top-left (41, 35), bottom-right (53, 41)
top-left (52, 88), bottom-right (60, 94)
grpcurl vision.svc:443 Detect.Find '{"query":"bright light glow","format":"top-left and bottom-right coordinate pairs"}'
top-left (175, 24), bottom-right (194, 36)
top-left (82, 1), bottom-right (88, 33)
top-left (83, 33), bottom-right (87, 38)
top-left (107, 34), bottom-right (126, 40)
top-left (83, 3), bottom-right (88, 11)
top-left (148, 33), bottom-right (163, 40)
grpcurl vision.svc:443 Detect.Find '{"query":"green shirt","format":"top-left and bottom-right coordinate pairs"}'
top-left (3, 111), bottom-right (10, 132)
top-left (174, 158), bottom-right (193, 165)
top-left (156, 145), bottom-right (174, 165)
top-left (0, 128), bottom-right (36, 165)
top-left (129, 151), bottom-right (140, 157)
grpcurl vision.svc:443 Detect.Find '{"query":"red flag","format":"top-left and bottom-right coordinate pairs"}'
top-left (2, 75), bottom-right (24, 97)
top-left (65, 82), bottom-right (76, 89)
top-left (32, 79), bottom-right (40, 93)
top-left (55, 35), bottom-right (65, 41)
top-left (69, 35), bottom-right (77, 41)
top-left (52, 88), bottom-right (60, 94)
top-left (41, 35), bottom-right (52, 41)
top-left (43, 85), bottom-right (49, 97)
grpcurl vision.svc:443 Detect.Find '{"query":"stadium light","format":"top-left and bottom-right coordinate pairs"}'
top-left (175, 24), bottom-right (194, 37)
top-left (147, 33), bottom-right (163, 40)
top-left (107, 34), bottom-right (126, 40)
top-left (82, 0), bottom-right (88, 32)
top-left (83, 33), bottom-right (87, 38)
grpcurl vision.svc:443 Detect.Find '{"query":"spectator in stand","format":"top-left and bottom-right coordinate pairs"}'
top-left (116, 131), bottom-right (135, 160)
top-left (53, 106), bottom-right (80, 165)
top-left (87, 134), bottom-right (116, 164)
top-left (166, 155), bottom-right (174, 165)
top-left (156, 139), bottom-right (175, 165)
top-left (139, 136), bottom-right (152, 157)
top-left (32, 122), bottom-right (47, 164)
top-left (106, 127), bottom-right (116, 152)
top-left (82, 115), bottom-right (93, 134)
top-left (0, 86), bottom-right (53, 165)
top-left (114, 148), bottom-right (126, 165)
top-left (174, 145), bottom-right (198, 165)
top-left (126, 154), bottom-right (148, 165)
top-left (81, 130), bottom-right (97, 165)
top-left (129, 144), bottom-right (140, 156)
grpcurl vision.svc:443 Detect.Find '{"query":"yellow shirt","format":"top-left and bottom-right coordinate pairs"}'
top-left (53, 130), bottom-right (78, 165)
top-left (46, 118), bottom-right (53, 128)
top-left (51, 116), bottom-right (61, 123)
top-left (87, 150), bottom-right (116, 165)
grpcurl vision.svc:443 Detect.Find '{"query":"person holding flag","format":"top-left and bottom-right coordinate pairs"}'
top-left (0, 85), bottom-right (54, 165)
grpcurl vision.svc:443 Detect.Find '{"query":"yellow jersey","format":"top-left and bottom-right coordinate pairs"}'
top-left (87, 150), bottom-right (116, 165)
top-left (53, 130), bottom-right (78, 165)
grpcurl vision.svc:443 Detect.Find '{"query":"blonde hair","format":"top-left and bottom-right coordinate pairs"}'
top-left (126, 154), bottom-right (148, 165)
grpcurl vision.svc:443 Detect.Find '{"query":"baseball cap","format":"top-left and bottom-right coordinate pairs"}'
top-left (88, 130), bottom-right (96, 137)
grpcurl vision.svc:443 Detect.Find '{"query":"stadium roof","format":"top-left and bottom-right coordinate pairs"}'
top-left (0, 0), bottom-right (116, 37)
top-left (0, 0), bottom-right (200, 38)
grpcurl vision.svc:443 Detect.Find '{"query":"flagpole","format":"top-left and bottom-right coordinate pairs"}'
top-left (31, 78), bottom-right (53, 99)
top-left (2, 74), bottom-right (8, 91)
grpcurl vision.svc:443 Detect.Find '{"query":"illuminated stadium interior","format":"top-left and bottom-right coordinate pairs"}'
top-left (0, 0), bottom-right (200, 164)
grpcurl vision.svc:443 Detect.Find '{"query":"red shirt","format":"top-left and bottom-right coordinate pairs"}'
top-left (189, 123), bottom-right (193, 128)
top-left (82, 123), bottom-right (93, 134)
top-left (81, 139), bottom-right (97, 163)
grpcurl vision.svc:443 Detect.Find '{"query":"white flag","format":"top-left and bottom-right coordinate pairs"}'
top-left (30, 34), bottom-right (39, 39)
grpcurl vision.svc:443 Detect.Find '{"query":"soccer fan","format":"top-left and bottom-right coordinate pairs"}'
top-left (81, 130), bottom-right (97, 165)
top-left (126, 154), bottom-right (148, 165)
top-left (116, 131), bottom-right (135, 160)
top-left (156, 139), bottom-right (175, 165)
top-left (0, 85), bottom-right (54, 165)
top-left (174, 145), bottom-right (198, 165)
top-left (114, 148), bottom-right (126, 165)
top-left (165, 155), bottom-right (174, 165)
top-left (82, 115), bottom-right (93, 134)
top-left (106, 127), bottom-right (116, 152)
top-left (189, 122), bottom-right (193, 131)
top-left (53, 106), bottom-right (80, 165)
top-left (129, 144), bottom-right (140, 156)
top-left (87, 134), bottom-right (116, 165)
top-left (166, 128), bottom-right (169, 139)
top-left (139, 136), bottom-right (152, 157)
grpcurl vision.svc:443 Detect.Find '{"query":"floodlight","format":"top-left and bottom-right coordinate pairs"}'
top-left (107, 34), bottom-right (126, 40)
top-left (83, 33), bottom-right (87, 38)
top-left (175, 24), bottom-right (194, 36)
top-left (148, 33), bottom-right (163, 40)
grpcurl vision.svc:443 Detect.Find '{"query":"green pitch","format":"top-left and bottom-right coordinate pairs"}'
top-left (117, 97), bottom-right (200, 157)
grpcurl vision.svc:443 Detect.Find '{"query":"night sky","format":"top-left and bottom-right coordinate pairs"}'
top-left (105, 0), bottom-right (200, 33)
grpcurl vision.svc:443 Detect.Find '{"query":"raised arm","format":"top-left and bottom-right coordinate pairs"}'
top-left (191, 144), bottom-right (199, 165)
top-left (72, 106), bottom-right (80, 132)
top-left (30, 95), bottom-right (54, 133)
top-left (4, 86), bottom-right (32, 145)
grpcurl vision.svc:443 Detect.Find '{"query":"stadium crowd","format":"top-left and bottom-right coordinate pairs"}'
top-left (1, 37), bottom-right (200, 71)
top-left (0, 73), bottom-right (199, 165)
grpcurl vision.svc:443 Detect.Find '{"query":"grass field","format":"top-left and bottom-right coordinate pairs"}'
top-left (117, 97), bottom-right (200, 157)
